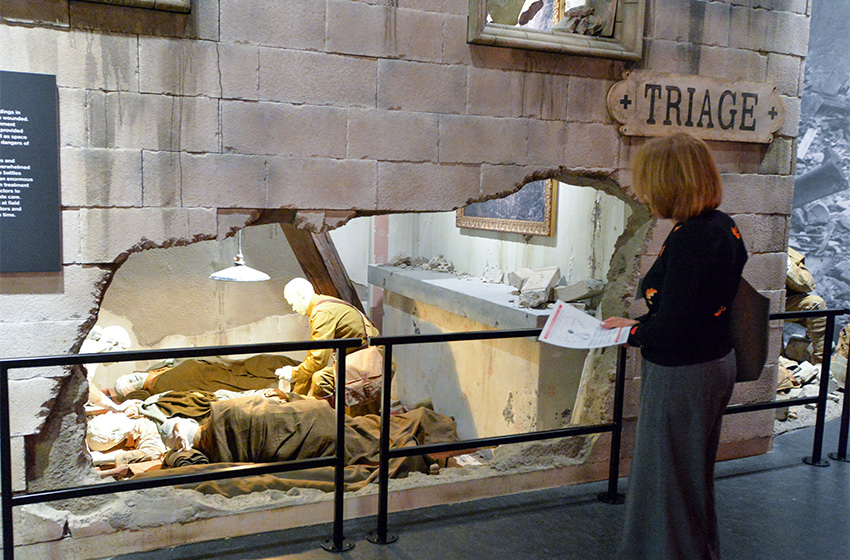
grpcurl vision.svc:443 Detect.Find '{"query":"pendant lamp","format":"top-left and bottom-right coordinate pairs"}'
top-left (209, 230), bottom-right (270, 282)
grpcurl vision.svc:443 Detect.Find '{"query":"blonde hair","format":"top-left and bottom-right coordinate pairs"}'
top-left (630, 133), bottom-right (722, 222)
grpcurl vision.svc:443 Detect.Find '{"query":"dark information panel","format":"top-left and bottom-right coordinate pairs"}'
top-left (0, 71), bottom-right (61, 273)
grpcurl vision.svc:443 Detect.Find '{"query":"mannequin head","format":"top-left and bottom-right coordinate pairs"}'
top-left (284, 277), bottom-right (315, 315)
top-left (160, 417), bottom-right (200, 452)
top-left (114, 371), bottom-right (147, 399)
top-left (86, 412), bottom-right (135, 451)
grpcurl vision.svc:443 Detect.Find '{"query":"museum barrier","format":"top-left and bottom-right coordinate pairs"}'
top-left (0, 337), bottom-right (362, 560)
top-left (367, 308), bottom-right (850, 545)
top-left (1, 309), bottom-right (848, 557)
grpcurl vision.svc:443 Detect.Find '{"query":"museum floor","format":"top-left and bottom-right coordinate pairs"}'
top-left (111, 418), bottom-right (850, 560)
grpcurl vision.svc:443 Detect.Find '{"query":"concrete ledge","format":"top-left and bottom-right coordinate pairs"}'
top-left (368, 265), bottom-right (551, 330)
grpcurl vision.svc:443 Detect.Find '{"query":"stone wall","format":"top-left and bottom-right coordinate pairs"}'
top-left (0, 0), bottom-right (808, 554)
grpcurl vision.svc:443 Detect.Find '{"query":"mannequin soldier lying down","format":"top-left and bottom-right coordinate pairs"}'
top-left (156, 392), bottom-right (459, 494)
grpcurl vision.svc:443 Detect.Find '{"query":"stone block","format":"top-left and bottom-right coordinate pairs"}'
top-left (508, 268), bottom-right (533, 289)
top-left (0, 265), bottom-right (110, 324)
top-left (139, 37), bottom-right (221, 97)
top-left (566, 77), bottom-right (613, 123)
top-left (59, 88), bottom-right (88, 148)
top-left (523, 73), bottom-right (571, 121)
top-left (181, 154), bottom-right (267, 208)
top-left (11, 437), bottom-right (25, 492)
top-left (778, 95), bottom-right (800, 138)
top-left (327, 1), bottom-right (443, 62)
top-left (0, 24), bottom-right (59, 75)
top-left (348, 109), bottom-right (439, 162)
top-left (378, 60), bottom-right (467, 114)
top-left (479, 164), bottom-right (537, 199)
top-left (141, 150), bottom-right (181, 207)
top-left (554, 278), bottom-right (605, 302)
top-left (562, 122), bottom-right (621, 169)
top-left (467, 68), bottom-right (524, 118)
top-left (8, 377), bottom-right (64, 436)
top-left (377, 162), bottom-right (481, 212)
top-left (219, 43), bottom-right (259, 101)
top-left (648, 0), bottom-right (691, 43)
top-left (699, 45), bottom-right (768, 83)
top-left (0, 0), bottom-right (69, 26)
top-left (767, 53), bottom-right (804, 97)
top-left (188, 207), bottom-right (217, 239)
top-left (78, 207), bottom-right (206, 263)
top-left (57, 31), bottom-right (138, 91)
top-left (758, 137), bottom-right (794, 175)
top-left (259, 49), bottom-right (377, 108)
top-left (62, 209), bottom-right (82, 264)
top-left (441, 14), bottom-right (473, 66)
top-left (439, 115), bottom-right (528, 165)
top-left (720, 173), bottom-right (794, 215)
top-left (69, 2), bottom-right (201, 39)
top-left (60, 148), bottom-right (142, 208)
top-left (220, 0), bottom-right (325, 50)
top-left (222, 100), bottom-right (347, 158)
top-left (13, 503), bottom-right (68, 545)
top-left (87, 92), bottom-right (220, 153)
top-left (729, 213), bottom-right (788, 254)
top-left (522, 266), bottom-right (560, 293)
top-left (730, 6), bottom-right (809, 57)
top-left (266, 156), bottom-right (377, 211)
top-left (719, 409), bottom-right (775, 444)
top-left (527, 120), bottom-right (569, 167)
top-left (710, 141), bottom-right (766, 175)
top-left (742, 251), bottom-right (786, 291)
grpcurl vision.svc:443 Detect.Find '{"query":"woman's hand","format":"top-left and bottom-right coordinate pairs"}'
top-left (601, 317), bottom-right (639, 329)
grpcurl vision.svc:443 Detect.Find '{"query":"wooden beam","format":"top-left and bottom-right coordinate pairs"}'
top-left (279, 223), bottom-right (364, 312)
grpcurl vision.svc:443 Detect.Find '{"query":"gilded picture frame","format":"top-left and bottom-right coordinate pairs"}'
top-left (456, 179), bottom-right (557, 237)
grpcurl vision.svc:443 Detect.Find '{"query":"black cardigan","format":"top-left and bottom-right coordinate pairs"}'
top-left (628, 210), bottom-right (748, 367)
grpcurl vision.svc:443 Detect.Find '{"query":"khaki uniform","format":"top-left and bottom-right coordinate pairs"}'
top-left (290, 296), bottom-right (379, 397)
top-left (786, 247), bottom-right (826, 363)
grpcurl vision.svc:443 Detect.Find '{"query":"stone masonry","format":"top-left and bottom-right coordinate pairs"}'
top-left (0, 0), bottom-right (808, 555)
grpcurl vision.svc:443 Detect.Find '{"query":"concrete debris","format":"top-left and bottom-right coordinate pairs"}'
top-left (518, 290), bottom-right (549, 308)
top-left (386, 253), bottom-right (455, 273)
top-left (508, 268), bottom-right (533, 290)
top-left (483, 267), bottom-right (504, 284)
top-left (553, 278), bottom-right (605, 303)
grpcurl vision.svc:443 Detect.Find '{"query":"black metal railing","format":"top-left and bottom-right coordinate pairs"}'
top-left (1, 309), bottom-right (848, 557)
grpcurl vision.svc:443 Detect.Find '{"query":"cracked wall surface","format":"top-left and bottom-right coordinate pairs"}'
top-left (0, 0), bottom-right (807, 555)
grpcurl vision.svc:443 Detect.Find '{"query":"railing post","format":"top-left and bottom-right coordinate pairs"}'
top-left (367, 343), bottom-right (397, 545)
top-left (803, 314), bottom-right (834, 467)
top-left (321, 346), bottom-right (354, 552)
top-left (1, 363), bottom-right (14, 560)
top-left (830, 316), bottom-right (850, 463)
top-left (598, 346), bottom-right (626, 504)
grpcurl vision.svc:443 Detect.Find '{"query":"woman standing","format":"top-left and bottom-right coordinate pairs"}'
top-left (602, 133), bottom-right (747, 559)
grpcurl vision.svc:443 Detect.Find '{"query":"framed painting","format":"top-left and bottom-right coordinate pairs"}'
top-left (456, 179), bottom-right (557, 236)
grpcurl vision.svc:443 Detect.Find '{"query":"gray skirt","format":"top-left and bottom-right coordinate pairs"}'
top-left (619, 350), bottom-right (736, 560)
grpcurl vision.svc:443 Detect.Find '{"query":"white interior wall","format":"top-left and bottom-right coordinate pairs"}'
top-left (91, 223), bottom-right (309, 389)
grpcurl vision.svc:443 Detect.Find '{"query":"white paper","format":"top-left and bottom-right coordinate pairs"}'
top-left (538, 301), bottom-right (630, 349)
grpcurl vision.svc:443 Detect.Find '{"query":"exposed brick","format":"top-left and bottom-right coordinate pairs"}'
top-left (60, 148), bottom-right (142, 208)
top-left (377, 162), bottom-right (481, 211)
top-left (181, 153), bottom-right (267, 208)
top-left (767, 53), bottom-right (804, 97)
top-left (259, 49), bottom-right (377, 108)
top-left (220, 0), bottom-right (325, 50)
top-left (140, 37), bottom-right (221, 97)
top-left (142, 150), bottom-right (182, 207)
top-left (58, 30), bottom-right (138, 91)
top-left (266, 157), bottom-right (377, 211)
top-left (566, 76), bottom-right (613, 124)
top-left (721, 173), bottom-right (794, 214)
top-left (348, 109), bottom-right (439, 162)
top-left (729, 213), bottom-right (789, 254)
top-left (439, 114), bottom-right (528, 165)
top-left (327, 1), bottom-right (443, 62)
top-left (378, 60), bottom-right (467, 114)
top-left (219, 43), bottom-right (259, 101)
top-left (87, 92), bottom-right (220, 153)
top-left (222, 100), bottom-right (347, 158)
top-left (58, 88), bottom-right (88, 148)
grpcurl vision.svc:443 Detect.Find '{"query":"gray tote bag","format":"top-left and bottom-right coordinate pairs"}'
top-left (730, 278), bottom-right (771, 382)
